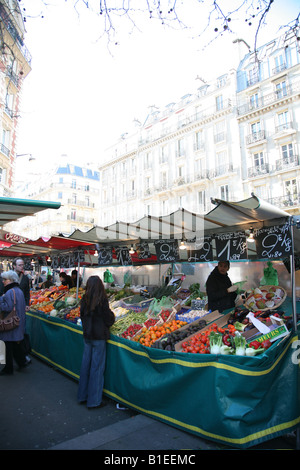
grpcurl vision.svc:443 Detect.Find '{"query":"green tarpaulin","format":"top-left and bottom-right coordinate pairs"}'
top-left (25, 304), bottom-right (300, 449)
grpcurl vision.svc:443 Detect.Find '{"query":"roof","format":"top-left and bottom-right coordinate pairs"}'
top-left (0, 195), bottom-right (296, 263)
top-left (0, 196), bottom-right (61, 226)
top-left (63, 194), bottom-right (291, 244)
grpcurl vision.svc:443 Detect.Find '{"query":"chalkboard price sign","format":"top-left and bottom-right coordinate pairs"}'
top-left (215, 231), bottom-right (248, 261)
top-left (136, 242), bottom-right (151, 260)
top-left (154, 239), bottom-right (179, 263)
top-left (187, 236), bottom-right (213, 262)
top-left (97, 247), bottom-right (113, 266)
top-left (255, 224), bottom-right (292, 259)
top-left (115, 247), bottom-right (132, 266)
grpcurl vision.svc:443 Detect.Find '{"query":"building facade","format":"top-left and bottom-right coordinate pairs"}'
top-left (0, 0), bottom-right (31, 196)
top-left (11, 161), bottom-right (100, 238)
top-left (236, 29), bottom-right (300, 215)
top-left (99, 29), bottom-right (300, 227)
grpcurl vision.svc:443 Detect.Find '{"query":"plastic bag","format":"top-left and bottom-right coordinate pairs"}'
top-left (260, 261), bottom-right (279, 286)
top-left (103, 269), bottom-right (114, 283)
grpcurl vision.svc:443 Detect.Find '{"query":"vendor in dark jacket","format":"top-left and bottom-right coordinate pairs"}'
top-left (77, 275), bottom-right (115, 409)
top-left (206, 261), bottom-right (238, 313)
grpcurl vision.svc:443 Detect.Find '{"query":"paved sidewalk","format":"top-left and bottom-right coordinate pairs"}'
top-left (0, 355), bottom-right (297, 451)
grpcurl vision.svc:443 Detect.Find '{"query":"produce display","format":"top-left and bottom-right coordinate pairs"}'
top-left (244, 285), bottom-right (286, 311)
top-left (28, 279), bottom-right (292, 359)
top-left (133, 319), bottom-right (187, 347)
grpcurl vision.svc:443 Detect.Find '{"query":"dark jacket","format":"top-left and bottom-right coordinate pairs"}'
top-left (80, 296), bottom-right (115, 341)
top-left (206, 266), bottom-right (237, 313)
top-left (0, 282), bottom-right (26, 342)
top-left (18, 273), bottom-right (30, 306)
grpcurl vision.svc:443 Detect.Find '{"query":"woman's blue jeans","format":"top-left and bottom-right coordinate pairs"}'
top-left (77, 339), bottom-right (106, 408)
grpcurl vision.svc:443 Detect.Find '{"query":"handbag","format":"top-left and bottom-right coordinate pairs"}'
top-left (0, 289), bottom-right (20, 332)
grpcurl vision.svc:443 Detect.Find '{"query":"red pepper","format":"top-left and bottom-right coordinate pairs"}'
top-left (222, 334), bottom-right (232, 347)
top-left (261, 339), bottom-right (272, 349)
top-left (249, 340), bottom-right (261, 350)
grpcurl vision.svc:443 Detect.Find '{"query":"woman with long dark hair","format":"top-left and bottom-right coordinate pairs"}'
top-left (77, 275), bottom-right (115, 409)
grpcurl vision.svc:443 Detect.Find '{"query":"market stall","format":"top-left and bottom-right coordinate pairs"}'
top-left (2, 194), bottom-right (300, 448)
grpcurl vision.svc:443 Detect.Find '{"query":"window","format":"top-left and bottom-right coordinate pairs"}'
top-left (145, 176), bottom-right (151, 189)
top-left (217, 75), bottom-right (227, 88)
top-left (251, 121), bottom-right (261, 135)
top-left (144, 153), bottom-right (151, 169)
top-left (59, 177), bottom-right (63, 184)
top-left (57, 192), bottom-right (62, 199)
top-left (70, 210), bottom-right (76, 220)
top-left (71, 179), bottom-right (76, 189)
top-left (198, 191), bottom-right (206, 212)
top-left (277, 110), bottom-right (289, 131)
top-left (253, 151), bottom-right (264, 168)
top-left (214, 121), bottom-right (225, 143)
top-left (284, 179), bottom-right (298, 203)
top-left (160, 171), bottom-right (167, 188)
top-left (0, 168), bottom-right (6, 184)
top-left (248, 67), bottom-right (259, 86)
top-left (160, 145), bottom-right (168, 163)
top-left (177, 139), bottom-right (185, 157)
top-left (275, 80), bottom-right (287, 99)
top-left (216, 95), bottom-right (223, 111)
top-left (72, 193), bottom-right (77, 204)
top-left (195, 131), bottom-right (204, 151)
top-left (249, 92), bottom-right (259, 109)
top-left (274, 54), bottom-right (286, 74)
top-left (281, 143), bottom-right (293, 162)
top-left (220, 184), bottom-right (229, 200)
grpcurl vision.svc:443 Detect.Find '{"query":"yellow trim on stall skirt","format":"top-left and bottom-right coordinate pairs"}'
top-left (107, 334), bottom-right (298, 376)
top-left (103, 387), bottom-right (300, 446)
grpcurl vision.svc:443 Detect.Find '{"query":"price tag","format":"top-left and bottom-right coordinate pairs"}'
top-left (115, 247), bottom-right (132, 266)
top-left (154, 239), bottom-right (179, 263)
top-left (97, 247), bottom-right (113, 266)
top-left (136, 242), bottom-right (151, 259)
top-left (187, 236), bottom-right (213, 262)
top-left (255, 224), bottom-right (292, 259)
top-left (215, 231), bottom-right (248, 261)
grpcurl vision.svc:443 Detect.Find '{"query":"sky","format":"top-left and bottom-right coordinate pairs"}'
top-left (15, 0), bottom-right (300, 177)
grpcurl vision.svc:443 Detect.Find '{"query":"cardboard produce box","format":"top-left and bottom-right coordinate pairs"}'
top-left (175, 310), bottom-right (228, 352)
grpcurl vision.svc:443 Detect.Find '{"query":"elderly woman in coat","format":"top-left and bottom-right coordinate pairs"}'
top-left (0, 270), bottom-right (27, 375)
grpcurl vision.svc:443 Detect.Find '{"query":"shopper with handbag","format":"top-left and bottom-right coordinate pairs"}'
top-left (0, 270), bottom-right (27, 375)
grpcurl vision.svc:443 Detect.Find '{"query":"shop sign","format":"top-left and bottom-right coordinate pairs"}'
top-left (255, 224), bottom-right (292, 259)
top-left (187, 236), bottom-right (213, 262)
top-left (215, 231), bottom-right (248, 261)
top-left (154, 239), bottom-right (179, 263)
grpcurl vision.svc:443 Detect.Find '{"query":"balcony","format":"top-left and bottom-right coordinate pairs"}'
top-left (272, 63), bottom-right (287, 75)
top-left (247, 163), bottom-right (270, 179)
top-left (275, 121), bottom-right (293, 133)
top-left (208, 164), bottom-right (234, 179)
top-left (246, 130), bottom-right (266, 145)
top-left (275, 155), bottom-right (300, 171)
top-left (268, 194), bottom-right (300, 209)
top-left (237, 81), bottom-right (300, 116)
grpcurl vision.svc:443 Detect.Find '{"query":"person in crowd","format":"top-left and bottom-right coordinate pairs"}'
top-left (0, 270), bottom-right (27, 375)
top-left (71, 269), bottom-right (82, 288)
top-left (41, 274), bottom-right (54, 289)
top-left (77, 275), bottom-right (115, 409)
top-left (12, 257), bottom-right (31, 364)
top-left (206, 260), bottom-right (238, 313)
top-left (59, 271), bottom-right (73, 289)
top-left (12, 257), bottom-right (30, 307)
